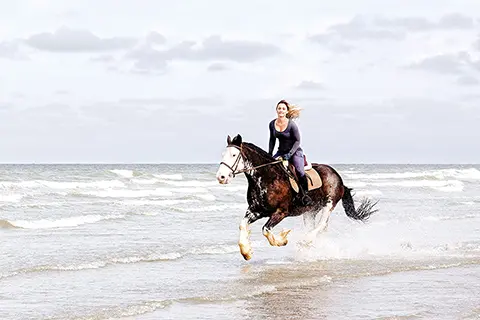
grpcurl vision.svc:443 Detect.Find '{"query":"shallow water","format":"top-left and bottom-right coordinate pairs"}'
top-left (1, 164), bottom-right (479, 319)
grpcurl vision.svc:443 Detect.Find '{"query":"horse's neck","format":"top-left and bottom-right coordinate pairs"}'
top-left (243, 153), bottom-right (285, 189)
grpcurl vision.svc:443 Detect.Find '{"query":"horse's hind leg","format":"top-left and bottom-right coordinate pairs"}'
top-left (262, 209), bottom-right (291, 247)
top-left (303, 211), bottom-right (317, 231)
top-left (238, 210), bottom-right (261, 260)
top-left (305, 198), bottom-right (335, 243)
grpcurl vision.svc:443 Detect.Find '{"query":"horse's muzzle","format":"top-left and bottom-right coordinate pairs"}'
top-left (216, 173), bottom-right (230, 184)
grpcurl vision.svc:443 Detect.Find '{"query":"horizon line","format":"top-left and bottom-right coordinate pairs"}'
top-left (0, 162), bottom-right (479, 165)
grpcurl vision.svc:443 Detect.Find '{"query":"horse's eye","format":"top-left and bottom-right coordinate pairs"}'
top-left (233, 154), bottom-right (237, 157)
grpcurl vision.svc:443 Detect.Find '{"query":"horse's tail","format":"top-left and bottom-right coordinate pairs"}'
top-left (341, 186), bottom-right (378, 222)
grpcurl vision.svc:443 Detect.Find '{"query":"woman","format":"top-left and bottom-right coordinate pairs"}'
top-left (268, 99), bottom-right (312, 206)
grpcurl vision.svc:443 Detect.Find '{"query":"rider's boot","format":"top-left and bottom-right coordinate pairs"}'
top-left (298, 175), bottom-right (313, 206)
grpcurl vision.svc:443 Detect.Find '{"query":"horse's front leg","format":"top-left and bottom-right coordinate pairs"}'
top-left (262, 209), bottom-right (291, 247)
top-left (238, 210), bottom-right (262, 260)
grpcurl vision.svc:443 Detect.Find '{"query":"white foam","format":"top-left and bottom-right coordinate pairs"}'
top-left (0, 194), bottom-right (23, 202)
top-left (169, 187), bottom-right (210, 194)
top-left (121, 199), bottom-right (201, 206)
top-left (0, 179), bottom-right (125, 190)
top-left (153, 173), bottom-right (183, 180)
top-left (210, 185), bottom-right (247, 192)
top-left (354, 189), bottom-right (383, 197)
top-left (178, 203), bottom-right (245, 212)
top-left (80, 188), bottom-right (173, 198)
top-left (292, 217), bottom-right (477, 262)
top-left (9, 214), bottom-right (123, 229)
top-left (195, 193), bottom-right (216, 201)
top-left (131, 178), bottom-right (158, 185)
top-left (109, 169), bottom-right (134, 178)
top-left (352, 182), bottom-right (369, 189)
top-left (160, 180), bottom-right (218, 187)
top-left (369, 179), bottom-right (464, 192)
top-left (189, 244), bottom-right (240, 255)
top-left (346, 168), bottom-right (480, 181)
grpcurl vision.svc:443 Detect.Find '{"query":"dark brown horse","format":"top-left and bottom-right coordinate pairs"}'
top-left (216, 134), bottom-right (378, 260)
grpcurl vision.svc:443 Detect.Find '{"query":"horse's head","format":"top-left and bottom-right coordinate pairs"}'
top-left (216, 134), bottom-right (245, 184)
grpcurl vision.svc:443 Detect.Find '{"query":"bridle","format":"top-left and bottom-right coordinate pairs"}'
top-left (219, 144), bottom-right (282, 177)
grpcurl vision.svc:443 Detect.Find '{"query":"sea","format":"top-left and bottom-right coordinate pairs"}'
top-left (0, 163), bottom-right (479, 320)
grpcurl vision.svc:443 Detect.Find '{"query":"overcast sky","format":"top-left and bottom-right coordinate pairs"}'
top-left (1, 0), bottom-right (479, 164)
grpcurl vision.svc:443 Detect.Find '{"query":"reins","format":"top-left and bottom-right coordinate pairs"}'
top-left (220, 144), bottom-right (283, 177)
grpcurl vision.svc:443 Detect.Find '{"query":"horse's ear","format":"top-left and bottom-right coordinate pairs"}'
top-left (231, 134), bottom-right (242, 146)
top-left (227, 135), bottom-right (232, 145)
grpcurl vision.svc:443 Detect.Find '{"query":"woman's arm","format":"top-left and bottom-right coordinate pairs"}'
top-left (286, 121), bottom-right (301, 157)
top-left (268, 120), bottom-right (276, 156)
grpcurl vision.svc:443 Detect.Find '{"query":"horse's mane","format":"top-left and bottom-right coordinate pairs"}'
top-left (242, 142), bottom-right (275, 163)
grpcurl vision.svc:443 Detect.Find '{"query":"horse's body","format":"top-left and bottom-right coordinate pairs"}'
top-left (216, 134), bottom-right (378, 260)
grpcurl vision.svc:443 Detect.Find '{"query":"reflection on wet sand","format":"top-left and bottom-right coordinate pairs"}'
top-left (238, 262), bottom-right (333, 320)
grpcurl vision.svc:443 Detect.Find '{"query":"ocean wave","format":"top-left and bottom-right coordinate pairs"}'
top-left (109, 169), bottom-right (136, 178)
top-left (56, 274), bottom-right (332, 320)
top-left (176, 203), bottom-right (246, 213)
top-left (194, 193), bottom-right (216, 201)
top-left (169, 187), bottom-right (210, 193)
top-left (352, 189), bottom-right (383, 197)
top-left (130, 178), bottom-right (159, 185)
top-left (209, 185), bottom-right (247, 192)
top-left (153, 173), bottom-right (183, 180)
top-left (0, 214), bottom-right (124, 230)
top-left (0, 243), bottom-right (242, 281)
top-left (159, 180), bottom-right (218, 187)
top-left (346, 168), bottom-right (480, 181)
top-left (0, 179), bottom-right (125, 190)
top-left (51, 300), bottom-right (173, 320)
top-left (121, 199), bottom-right (202, 207)
top-left (78, 188), bottom-right (174, 198)
top-left (368, 179), bottom-right (464, 192)
top-left (0, 194), bottom-right (23, 202)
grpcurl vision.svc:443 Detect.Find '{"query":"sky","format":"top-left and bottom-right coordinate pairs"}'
top-left (1, 0), bottom-right (479, 164)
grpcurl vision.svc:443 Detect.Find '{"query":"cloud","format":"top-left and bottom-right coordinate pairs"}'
top-left (373, 17), bottom-right (433, 31)
top-left (405, 52), bottom-right (475, 75)
top-left (207, 62), bottom-right (229, 72)
top-left (374, 13), bottom-right (474, 31)
top-left (192, 36), bottom-right (281, 61)
top-left (295, 81), bottom-right (325, 90)
top-left (76, 96), bottom-right (227, 126)
top-left (475, 36), bottom-right (480, 51)
top-left (456, 75), bottom-right (479, 86)
top-left (309, 13), bottom-right (475, 51)
top-left (89, 55), bottom-right (115, 63)
top-left (125, 35), bottom-right (281, 72)
top-left (24, 27), bottom-right (137, 52)
top-left (0, 41), bottom-right (29, 60)
top-left (125, 44), bottom-right (168, 71)
top-left (309, 15), bottom-right (405, 47)
top-left (328, 16), bottom-right (406, 40)
top-left (307, 33), bottom-right (355, 53)
top-left (0, 102), bottom-right (10, 112)
top-left (146, 31), bottom-right (166, 45)
top-left (438, 13), bottom-right (475, 29)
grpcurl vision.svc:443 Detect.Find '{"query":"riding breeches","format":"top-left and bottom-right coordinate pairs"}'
top-left (274, 150), bottom-right (305, 177)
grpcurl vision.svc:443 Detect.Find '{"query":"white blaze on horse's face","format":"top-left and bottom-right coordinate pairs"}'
top-left (216, 146), bottom-right (245, 184)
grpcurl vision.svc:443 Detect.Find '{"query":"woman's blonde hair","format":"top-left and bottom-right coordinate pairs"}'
top-left (277, 99), bottom-right (302, 119)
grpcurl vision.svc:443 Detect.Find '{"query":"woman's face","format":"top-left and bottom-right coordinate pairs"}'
top-left (276, 103), bottom-right (288, 118)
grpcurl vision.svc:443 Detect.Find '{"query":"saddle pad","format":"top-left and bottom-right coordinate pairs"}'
top-left (288, 168), bottom-right (322, 193)
top-left (305, 168), bottom-right (322, 190)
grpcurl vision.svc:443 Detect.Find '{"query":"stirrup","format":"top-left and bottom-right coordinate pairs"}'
top-left (302, 195), bottom-right (313, 205)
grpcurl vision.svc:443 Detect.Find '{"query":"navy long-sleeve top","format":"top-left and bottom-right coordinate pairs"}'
top-left (268, 119), bottom-right (302, 156)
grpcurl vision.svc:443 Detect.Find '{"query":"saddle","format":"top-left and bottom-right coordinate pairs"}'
top-left (281, 155), bottom-right (322, 193)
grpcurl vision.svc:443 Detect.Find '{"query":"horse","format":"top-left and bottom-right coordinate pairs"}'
top-left (216, 134), bottom-right (379, 261)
